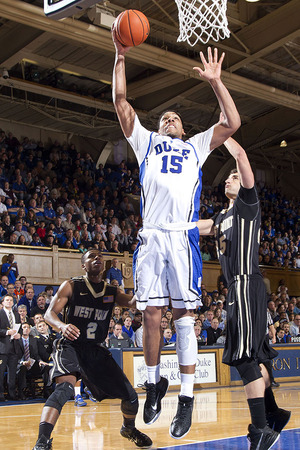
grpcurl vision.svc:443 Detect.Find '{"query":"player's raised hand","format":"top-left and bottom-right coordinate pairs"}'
top-left (111, 22), bottom-right (131, 56)
top-left (61, 323), bottom-right (80, 341)
top-left (193, 47), bottom-right (224, 83)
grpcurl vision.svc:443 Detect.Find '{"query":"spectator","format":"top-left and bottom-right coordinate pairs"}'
top-left (16, 322), bottom-right (51, 400)
top-left (109, 323), bottom-right (134, 348)
top-left (58, 229), bottom-right (78, 249)
top-left (290, 314), bottom-right (300, 337)
top-left (14, 279), bottom-right (24, 303)
top-left (131, 311), bottom-right (142, 332)
top-left (206, 318), bottom-right (222, 345)
top-left (122, 316), bottom-right (135, 343)
top-left (1, 253), bottom-right (19, 284)
top-left (202, 310), bottom-right (214, 330)
top-left (17, 304), bottom-right (30, 324)
top-left (276, 329), bottom-right (286, 344)
top-left (163, 328), bottom-right (176, 346)
top-left (194, 323), bottom-right (207, 346)
top-left (35, 320), bottom-right (56, 362)
top-left (30, 293), bottom-right (48, 318)
top-left (0, 295), bottom-right (21, 401)
top-left (43, 200), bottom-right (56, 224)
top-left (30, 232), bottom-right (45, 247)
top-left (105, 258), bottom-right (124, 288)
top-left (44, 286), bottom-right (54, 305)
top-left (0, 275), bottom-right (9, 297)
top-left (14, 222), bottom-right (32, 244)
top-left (18, 287), bottom-right (37, 316)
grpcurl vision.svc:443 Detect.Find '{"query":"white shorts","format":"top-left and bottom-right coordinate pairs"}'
top-left (132, 224), bottom-right (203, 311)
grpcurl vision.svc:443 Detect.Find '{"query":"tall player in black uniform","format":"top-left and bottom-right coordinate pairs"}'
top-left (33, 249), bottom-right (152, 450)
top-left (197, 135), bottom-right (290, 449)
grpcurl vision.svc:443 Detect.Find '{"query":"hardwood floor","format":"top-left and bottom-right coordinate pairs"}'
top-left (0, 382), bottom-right (299, 449)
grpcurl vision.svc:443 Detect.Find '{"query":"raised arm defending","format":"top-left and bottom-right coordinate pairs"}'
top-left (223, 137), bottom-right (254, 189)
top-left (193, 48), bottom-right (241, 150)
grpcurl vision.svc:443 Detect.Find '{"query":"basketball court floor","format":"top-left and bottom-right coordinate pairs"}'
top-left (0, 382), bottom-right (299, 449)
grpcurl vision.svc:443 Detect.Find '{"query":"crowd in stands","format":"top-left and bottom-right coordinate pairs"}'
top-left (0, 128), bottom-right (142, 254)
top-left (0, 127), bottom-right (299, 268)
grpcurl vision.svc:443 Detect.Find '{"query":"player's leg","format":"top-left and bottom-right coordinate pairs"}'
top-left (79, 345), bottom-right (152, 448)
top-left (142, 305), bottom-right (169, 425)
top-left (168, 228), bottom-right (200, 439)
top-left (33, 374), bottom-right (76, 449)
top-left (260, 362), bottom-right (291, 433)
top-left (170, 308), bottom-right (197, 439)
top-left (74, 379), bottom-right (87, 407)
top-left (235, 359), bottom-right (279, 449)
top-left (133, 229), bottom-right (169, 425)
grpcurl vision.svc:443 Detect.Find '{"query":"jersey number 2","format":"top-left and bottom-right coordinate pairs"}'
top-left (161, 155), bottom-right (183, 173)
top-left (87, 322), bottom-right (97, 339)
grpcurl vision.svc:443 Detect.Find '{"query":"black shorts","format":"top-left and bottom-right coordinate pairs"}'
top-left (223, 276), bottom-right (278, 366)
top-left (50, 338), bottom-right (136, 402)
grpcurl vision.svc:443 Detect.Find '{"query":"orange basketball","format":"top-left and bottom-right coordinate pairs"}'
top-left (115, 10), bottom-right (150, 47)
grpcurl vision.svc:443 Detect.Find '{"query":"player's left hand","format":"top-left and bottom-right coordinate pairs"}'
top-left (61, 323), bottom-right (80, 341)
top-left (193, 47), bottom-right (224, 83)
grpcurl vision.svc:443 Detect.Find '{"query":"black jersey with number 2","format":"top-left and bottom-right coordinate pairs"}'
top-left (64, 276), bottom-right (117, 345)
top-left (214, 185), bottom-right (260, 283)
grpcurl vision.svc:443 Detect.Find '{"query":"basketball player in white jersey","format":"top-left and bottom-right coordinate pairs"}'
top-left (112, 26), bottom-right (240, 439)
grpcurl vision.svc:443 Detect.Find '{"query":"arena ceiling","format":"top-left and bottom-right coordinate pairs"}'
top-left (0, 0), bottom-right (299, 180)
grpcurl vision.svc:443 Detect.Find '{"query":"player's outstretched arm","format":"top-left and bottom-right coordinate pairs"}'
top-left (44, 280), bottom-right (80, 341)
top-left (112, 25), bottom-right (136, 138)
top-left (196, 219), bottom-right (215, 235)
top-left (193, 47), bottom-right (240, 150)
top-left (223, 137), bottom-right (254, 189)
top-left (115, 288), bottom-right (135, 308)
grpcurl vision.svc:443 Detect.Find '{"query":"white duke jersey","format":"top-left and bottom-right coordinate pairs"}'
top-left (127, 115), bottom-right (214, 226)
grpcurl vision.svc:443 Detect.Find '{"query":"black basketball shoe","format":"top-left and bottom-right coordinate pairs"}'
top-left (247, 424), bottom-right (280, 449)
top-left (120, 425), bottom-right (153, 448)
top-left (143, 377), bottom-right (169, 425)
top-left (169, 395), bottom-right (194, 439)
top-left (267, 408), bottom-right (291, 433)
top-left (32, 435), bottom-right (53, 450)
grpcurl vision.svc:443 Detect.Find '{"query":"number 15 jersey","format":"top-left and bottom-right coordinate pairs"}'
top-left (127, 115), bottom-right (214, 226)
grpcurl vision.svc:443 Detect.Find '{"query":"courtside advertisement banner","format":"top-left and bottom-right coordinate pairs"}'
top-left (133, 352), bottom-right (216, 388)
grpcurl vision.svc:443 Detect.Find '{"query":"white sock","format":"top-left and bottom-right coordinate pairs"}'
top-left (74, 386), bottom-right (81, 396)
top-left (146, 364), bottom-right (160, 384)
top-left (180, 373), bottom-right (194, 398)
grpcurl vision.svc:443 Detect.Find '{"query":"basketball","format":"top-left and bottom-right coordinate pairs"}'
top-left (115, 10), bottom-right (150, 47)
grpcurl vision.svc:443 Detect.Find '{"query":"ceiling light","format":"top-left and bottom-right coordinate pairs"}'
top-left (245, 0), bottom-right (260, 2)
top-left (280, 140), bottom-right (287, 148)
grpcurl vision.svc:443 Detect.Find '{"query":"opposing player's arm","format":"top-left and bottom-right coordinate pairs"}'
top-left (223, 137), bottom-right (254, 189)
top-left (112, 26), bottom-right (136, 138)
top-left (193, 48), bottom-right (240, 151)
top-left (115, 288), bottom-right (135, 308)
top-left (45, 280), bottom-right (80, 341)
top-left (196, 219), bottom-right (215, 235)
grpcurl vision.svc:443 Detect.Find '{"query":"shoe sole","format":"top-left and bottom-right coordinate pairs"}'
top-left (145, 408), bottom-right (162, 425)
top-left (266, 433), bottom-right (280, 450)
top-left (272, 411), bottom-right (291, 433)
top-left (169, 423), bottom-right (191, 440)
top-left (144, 378), bottom-right (169, 425)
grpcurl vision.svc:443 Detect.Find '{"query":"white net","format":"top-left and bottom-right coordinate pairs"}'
top-left (175, 0), bottom-right (230, 46)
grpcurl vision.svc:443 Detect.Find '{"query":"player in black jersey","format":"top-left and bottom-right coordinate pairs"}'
top-left (197, 135), bottom-right (290, 449)
top-left (33, 249), bottom-right (152, 450)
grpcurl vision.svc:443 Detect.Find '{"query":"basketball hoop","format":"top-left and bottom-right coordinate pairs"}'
top-left (174, 0), bottom-right (230, 46)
